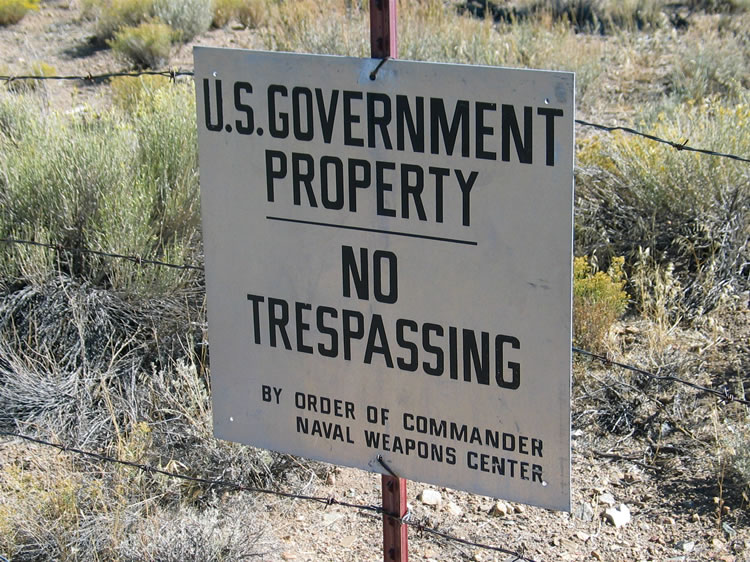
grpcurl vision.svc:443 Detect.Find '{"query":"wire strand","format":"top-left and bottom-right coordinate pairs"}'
top-left (0, 69), bottom-right (747, 164)
top-left (574, 119), bottom-right (750, 163)
top-left (572, 347), bottom-right (750, 406)
top-left (0, 238), bottom-right (203, 271)
top-left (0, 430), bottom-right (535, 561)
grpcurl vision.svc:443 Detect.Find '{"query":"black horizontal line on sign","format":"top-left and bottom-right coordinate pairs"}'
top-left (265, 216), bottom-right (478, 246)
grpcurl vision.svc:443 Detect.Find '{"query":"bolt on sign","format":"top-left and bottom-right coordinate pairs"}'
top-left (195, 47), bottom-right (574, 511)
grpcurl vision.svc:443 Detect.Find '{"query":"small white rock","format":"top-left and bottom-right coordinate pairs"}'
top-left (419, 489), bottom-right (442, 506)
top-left (446, 501), bottom-right (462, 516)
top-left (604, 504), bottom-right (631, 528)
top-left (676, 540), bottom-right (695, 553)
top-left (490, 501), bottom-right (511, 517)
top-left (598, 492), bottom-right (616, 506)
top-left (573, 502), bottom-right (595, 522)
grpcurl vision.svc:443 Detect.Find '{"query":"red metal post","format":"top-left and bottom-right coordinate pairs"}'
top-left (370, 1), bottom-right (405, 559)
top-left (381, 473), bottom-right (408, 561)
top-left (370, 0), bottom-right (398, 59)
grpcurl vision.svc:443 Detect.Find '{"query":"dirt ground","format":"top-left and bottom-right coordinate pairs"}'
top-left (2, 2), bottom-right (749, 560)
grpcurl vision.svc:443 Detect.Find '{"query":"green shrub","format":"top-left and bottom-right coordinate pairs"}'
top-left (108, 21), bottom-right (174, 68)
top-left (0, 0), bottom-right (39, 26)
top-left (153, 0), bottom-right (212, 41)
top-left (89, 0), bottom-right (155, 40)
top-left (110, 73), bottom-right (171, 112)
top-left (573, 255), bottom-right (628, 352)
top-left (576, 96), bottom-right (750, 316)
top-left (0, 84), bottom-right (200, 294)
top-left (667, 25), bottom-right (748, 103)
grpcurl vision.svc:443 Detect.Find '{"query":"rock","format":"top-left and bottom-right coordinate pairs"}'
top-left (326, 472), bottom-right (336, 485)
top-left (419, 489), bottom-right (442, 506)
top-left (691, 513), bottom-right (701, 523)
top-left (340, 535), bottom-right (356, 548)
top-left (604, 504), bottom-right (631, 528)
top-left (322, 512), bottom-right (344, 525)
top-left (676, 540), bottom-right (695, 553)
top-left (281, 553), bottom-right (297, 561)
top-left (446, 501), bottom-right (462, 516)
top-left (598, 492), bottom-right (616, 506)
top-left (591, 550), bottom-right (603, 560)
top-left (489, 501), bottom-right (511, 517)
top-left (513, 503), bottom-right (525, 514)
top-left (576, 531), bottom-right (590, 541)
top-left (573, 502), bottom-right (595, 522)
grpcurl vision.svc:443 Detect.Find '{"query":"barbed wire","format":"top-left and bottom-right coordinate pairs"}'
top-left (0, 238), bottom-right (203, 271)
top-left (0, 236), bottom-right (745, 408)
top-left (0, 69), bottom-right (748, 164)
top-left (572, 347), bottom-right (750, 406)
top-left (0, 430), bottom-right (536, 561)
top-left (0, 69), bottom-right (193, 83)
top-left (574, 119), bottom-right (750, 163)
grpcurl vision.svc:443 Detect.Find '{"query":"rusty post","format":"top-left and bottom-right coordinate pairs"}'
top-left (370, 0), bottom-right (398, 59)
top-left (370, 1), bottom-right (405, 559)
top-left (381, 473), bottom-right (408, 561)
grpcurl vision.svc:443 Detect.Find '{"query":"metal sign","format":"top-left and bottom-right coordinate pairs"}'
top-left (195, 47), bottom-right (574, 511)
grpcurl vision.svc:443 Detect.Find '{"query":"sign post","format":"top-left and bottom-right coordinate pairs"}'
top-left (369, 2), bottom-right (408, 560)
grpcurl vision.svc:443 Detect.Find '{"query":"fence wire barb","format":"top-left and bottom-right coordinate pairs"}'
top-left (1, 238), bottom-right (745, 409)
top-left (0, 69), bottom-right (194, 83)
top-left (0, 238), bottom-right (203, 271)
top-left (575, 119), bottom-right (750, 163)
top-left (0, 68), bottom-right (748, 164)
top-left (572, 346), bottom-right (750, 406)
top-left (0, 430), bottom-right (535, 561)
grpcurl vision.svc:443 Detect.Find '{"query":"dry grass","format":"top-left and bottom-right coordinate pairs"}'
top-left (1, 0), bottom-right (750, 556)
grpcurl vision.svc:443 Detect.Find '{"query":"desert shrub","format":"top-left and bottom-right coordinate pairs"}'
top-left (0, 0), bottom-right (39, 26)
top-left (108, 21), bottom-right (174, 68)
top-left (462, 0), bottom-right (665, 33)
top-left (237, 0), bottom-right (269, 28)
top-left (576, 96), bottom-right (750, 316)
top-left (533, 0), bottom-right (665, 32)
top-left (110, 73), bottom-right (171, 111)
top-left (668, 28), bottom-right (748, 102)
top-left (686, 0), bottom-right (750, 12)
top-left (211, 0), bottom-right (241, 27)
top-left (88, 0), bottom-right (155, 40)
top-left (86, 0), bottom-right (212, 42)
top-left (262, 0), bottom-right (368, 55)
top-left (573, 255), bottom-right (628, 352)
top-left (631, 246), bottom-right (685, 329)
top-left (0, 86), bottom-right (201, 294)
top-left (153, 0), bottom-right (212, 41)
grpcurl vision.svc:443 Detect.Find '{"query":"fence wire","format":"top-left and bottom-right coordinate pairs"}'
top-left (0, 236), bottom-right (746, 408)
top-left (1, 66), bottom-right (747, 561)
top-left (0, 430), bottom-right (536, 562)
top-left (1, 69), bottom-right (749, 164)
top-left (0, 237), bottom-right (204, 271)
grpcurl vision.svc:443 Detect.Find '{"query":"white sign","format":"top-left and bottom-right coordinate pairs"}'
top-left (195, 47), bottom-right (574, 511)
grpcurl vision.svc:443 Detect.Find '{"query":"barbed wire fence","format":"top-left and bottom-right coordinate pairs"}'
top-left (1, 69), bottom-right (749, 164)
top-left (1, 68), bottom-right (748, 559)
